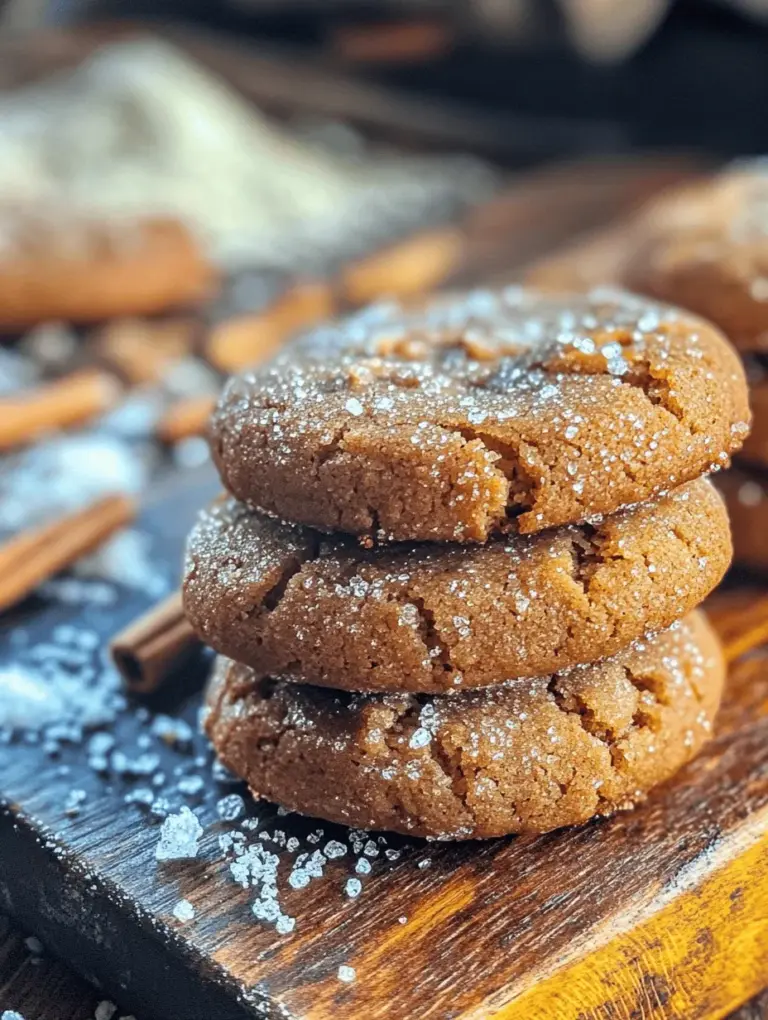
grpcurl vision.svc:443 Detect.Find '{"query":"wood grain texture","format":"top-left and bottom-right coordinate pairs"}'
top-left (3, 917), bottom-right (768, 1020)
top-left (1, 471), bottom-right (768, 1020)
top-left (0, 919), bottom-right (107, 1020)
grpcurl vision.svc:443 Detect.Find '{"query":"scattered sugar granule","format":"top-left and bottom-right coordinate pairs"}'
top-left (288, 868), bottom-right (310, 890)
top-left (2, 1011), bottom-right (26, 1020)
top-left (24, 936), bottom-right (43, 955)
top-left (217, 794), bottom-right (246, 822)
top-left (417, 859), bottom-right (432, 869)
top-left (398, 916), bottom-right (408, 924)
top-left (172, 899), bottom-right (195, 923)
top-left (155, 806), bottom-right (203, 861)
top-left (338, 965), bottom-right (356, 983)
top-left (323, 840), bottom-right (347, 859)
top-left (276, 914), bottom-right (296, 935)
top-left (345, 878), bottom-right (362, 899)
top-left (124, 788), bottom-right (154, 808)
top-left (150, 797), bottom-right (173, 820)
top-left (64, 788), bottom-right (88, 817)
top-left (178, 775), bottom-right (205, 797)
top-left (94, 1002), bottom-right (117, 1020)
top-left (151, 714), bottom-right (194, 747)
top-left (355, 858), bottom-right (371, 875)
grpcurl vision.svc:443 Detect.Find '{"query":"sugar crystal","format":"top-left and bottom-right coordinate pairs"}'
top-left (172, 899), bottom-right (195, 923)
top-left (323, 840), bottom-right (347, 859)
top-left (216, 794), bottom-right (246, 821)
top-left (155, 806), bottom-right (203, 861)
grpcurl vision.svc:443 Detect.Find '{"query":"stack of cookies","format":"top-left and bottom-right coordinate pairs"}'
top-left (184, 287), bottom-right (749, 839)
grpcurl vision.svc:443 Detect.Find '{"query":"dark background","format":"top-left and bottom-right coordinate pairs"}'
top-left (31, 0), bottom-right (768, 155)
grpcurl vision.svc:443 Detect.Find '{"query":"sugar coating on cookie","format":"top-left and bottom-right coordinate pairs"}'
top-left (623, 165), bottom-right (768, 352)
top-left (210, 287), bottom-right (749, 543)
top-left (204, 611), bottom-right (724, 839)
top-left (184, 478), bottom-right (731, 693)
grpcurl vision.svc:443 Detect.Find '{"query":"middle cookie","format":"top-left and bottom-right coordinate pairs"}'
top-left (184, 477), bottom-right (731, 693)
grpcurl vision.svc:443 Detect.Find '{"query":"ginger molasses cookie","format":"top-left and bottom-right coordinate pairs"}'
top-left (739, 360), bottom-right (768, 468)
top-left (718, 467), bottom-right (768, 570)
top-left (204, 611), bottom-right (725, 839)
top-left (623, 167), bottom-right (768, 353)
top-left (0, 206), bottom-right (215, 327)
top-left (184, 478), bottom-right (731, 693)
top-left (210, 287), bottom-right (749, 543)
top-left (525, 224), bottom-right (633, 292)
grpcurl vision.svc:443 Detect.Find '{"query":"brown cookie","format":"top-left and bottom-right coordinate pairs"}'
top-left (524, 176), bottom-right (722, 294)
top-left (717, 466), bottom-right (768, 570)
top-left (622, 168), bottom-right (768, 353)
top-left (184, 478), bottom-right (731, 693)
top-left (0, 206), bottom-right (216, 327)
top-left (204, 611), bottom-right (725, 839)
top-left (739, 360), bottom-right (768, 468)
top-left (524, 224), bottom-right (634, 292)
top-left (210, 287), bottom-right (749, 544)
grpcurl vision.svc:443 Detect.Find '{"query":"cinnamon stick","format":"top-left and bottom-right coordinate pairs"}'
top-left (93, 316), bottom-right (197, 385)
top-left (157, 394), bottom-right (216, 444)
top-left (0, 368), bottom-right (122, 451)
top-left (206, 281), bottom-right (335, 374)
top-left (111, 590), bottom-right (200, 694)
top-left (330, 19), bottom-right (455, 64)
top-left (340, 225), bottom-right (464, 306)
top-left (0, 493), bottom-right (135, 614)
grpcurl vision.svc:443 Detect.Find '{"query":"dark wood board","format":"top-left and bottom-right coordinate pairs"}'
top-left (3, 918), bottom-right (768, 1020)
top-left (1, 464), bottom-right (768, 1020)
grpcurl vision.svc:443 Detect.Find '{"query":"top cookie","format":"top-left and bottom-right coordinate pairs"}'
top-left (623, 167), bottom-right (768, 352)
top-left (211, 287), bottom-right (750, 543)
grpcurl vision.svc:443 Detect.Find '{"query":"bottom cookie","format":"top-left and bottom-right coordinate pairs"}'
top-left (718, 466), bottom-right (768, 570)
top-left (204, 611), bottom-right (724, 839)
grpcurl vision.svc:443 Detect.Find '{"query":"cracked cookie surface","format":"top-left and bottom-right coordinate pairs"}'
top-left (210, 287), bottom-right (749, 543)
top-left (204, 611), bottom-right (724, 839)
top-left (184, 478), bottom-right (731, 693)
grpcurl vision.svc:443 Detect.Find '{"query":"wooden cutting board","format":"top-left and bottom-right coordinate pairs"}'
top-left (1, 464), bottom-right (768, 1020)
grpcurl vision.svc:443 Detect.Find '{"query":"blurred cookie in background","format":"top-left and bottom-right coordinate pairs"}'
top-left (718, 466), bottom-right (768, 571)
top-left (741, 357), bottom-right (768, 468)
top-left (0, 206), bottom-right (216, 328)
top-left (622, 167), bottom-right (768, 353)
